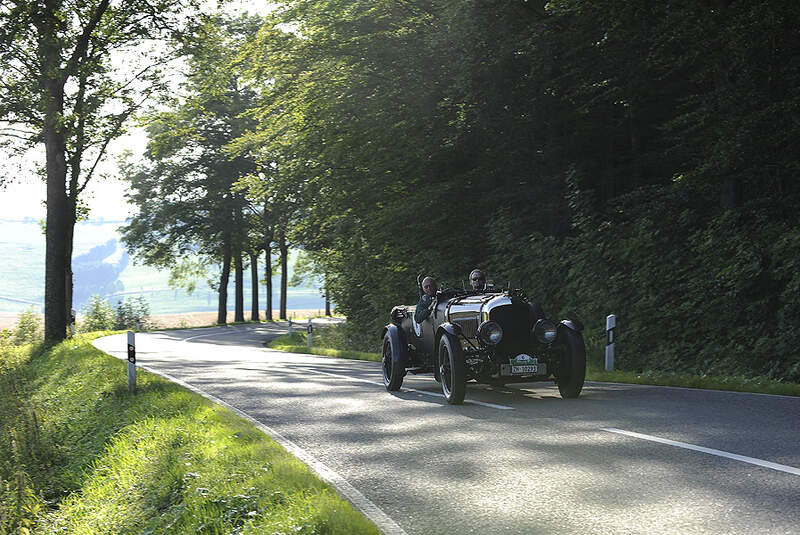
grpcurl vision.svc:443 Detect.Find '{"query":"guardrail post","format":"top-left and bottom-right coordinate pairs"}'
top-left (605, 314), bottom-right (616, 371)
top-left (307, 319), bottom-right (313, 349)
top-left (127, 330), bottom-right (137, 393)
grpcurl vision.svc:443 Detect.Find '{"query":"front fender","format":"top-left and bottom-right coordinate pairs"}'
top-left (436, 322), bottom-right (463, 339)
top-left (559, 319), bottom-right (584, 332)
top-left (382, 323), bottom-right (408, 366)
top-left (435, 323), bottom-right (463, 349)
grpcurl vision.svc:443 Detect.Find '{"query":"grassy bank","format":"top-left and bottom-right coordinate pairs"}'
top-left (267, 331), bottom-right (380, 362)
top-left (268, 326), bottom-right (800, 397)
top-left (0, 334), bottom-right (379, 534)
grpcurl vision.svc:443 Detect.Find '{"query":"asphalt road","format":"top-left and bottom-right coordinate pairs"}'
top-left (93, 324), bottom-right (800, 535)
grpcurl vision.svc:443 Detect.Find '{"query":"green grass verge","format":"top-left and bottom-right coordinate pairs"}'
top-left (267, 328), bottom-right (800, 397)
top-left (267, 332), bottom-right (380, 362)
top-left (585, 366), bottom-right (800, 396)
top-left (0, 334), bottom-right (380, 534)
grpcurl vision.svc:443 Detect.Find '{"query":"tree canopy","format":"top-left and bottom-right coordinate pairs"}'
top-left (225, 0), bottom-right (800, 379)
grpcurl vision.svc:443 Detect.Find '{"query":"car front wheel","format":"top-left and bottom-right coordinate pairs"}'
top-left (382, 333), bottom-right (404, 391)
top-left (438, 332), bottom-right (466, 404)
top-left (555, 328), bottom-right (586, 399)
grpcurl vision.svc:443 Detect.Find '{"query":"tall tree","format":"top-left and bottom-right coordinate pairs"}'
top-left (0, 0), bottom-right (198, 342)
top-left (120, 14), bottom-right (262, 324)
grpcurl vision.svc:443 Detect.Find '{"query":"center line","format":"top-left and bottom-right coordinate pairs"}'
top-left (602, 427), bottom-right (800, 476)
top-left (301, 368), bottom-right (514, 410)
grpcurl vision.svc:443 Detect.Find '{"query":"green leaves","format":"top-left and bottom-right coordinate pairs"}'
top-left (113, 0), bottom-right (800, 380)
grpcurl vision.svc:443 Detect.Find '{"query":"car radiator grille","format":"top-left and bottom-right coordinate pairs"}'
top-left (490, 303), bottom-right (531, 355)
top-left (452, 318), bottom-right (479, 339)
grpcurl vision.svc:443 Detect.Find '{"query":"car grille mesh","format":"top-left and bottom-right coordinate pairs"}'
top-left (452, 318), bottom-right (479, 339)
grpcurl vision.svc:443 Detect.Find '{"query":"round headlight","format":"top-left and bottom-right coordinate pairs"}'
top-left (477, 321), bottom-right (503, 345)
top-left (533, 319), bottom-right (557, 344)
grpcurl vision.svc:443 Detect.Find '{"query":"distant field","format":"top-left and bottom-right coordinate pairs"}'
top-left (0, 219), bottom-right (327, 315)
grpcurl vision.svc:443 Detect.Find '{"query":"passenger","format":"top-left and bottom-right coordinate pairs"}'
top-left (469, 269), bottom-right (486, 290)
top-left (415, 276), bottom-right (437, 323)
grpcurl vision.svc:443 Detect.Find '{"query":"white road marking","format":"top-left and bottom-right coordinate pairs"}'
top-left (182, 327), bottom-right (254, 342)
top-left (130, 362), bottom-right (409, 535)
top-left (603, 427), bottom-right (800, 476)
top-left (302, 368), bottom-right (514, 410)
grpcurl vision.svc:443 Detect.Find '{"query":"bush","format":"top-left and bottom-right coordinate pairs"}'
top-left (113, 296), bottom-right (151, 330)
top-left (80, 295), bottom-right (153, 332)
top-left (80, 295), bottom-right (115, 332)
top-left (12, 307), bottom-right (42, 345)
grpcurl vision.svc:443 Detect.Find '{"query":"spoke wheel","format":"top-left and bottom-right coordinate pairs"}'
top-left (438, 333), bottom-right (466, 404)
top-left (382, 333), bottom-right (404, 391)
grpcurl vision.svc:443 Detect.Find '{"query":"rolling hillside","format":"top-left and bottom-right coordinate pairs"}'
top-left (0, 219), bottom-right (326, 316)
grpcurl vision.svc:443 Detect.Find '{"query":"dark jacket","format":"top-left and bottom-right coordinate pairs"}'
top-left (415, 293), bottom-right (435, 323)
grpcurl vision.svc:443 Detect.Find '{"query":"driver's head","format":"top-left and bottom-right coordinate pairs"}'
top-left (422, 276), bottom-right (437, 296)
top-left (469, 269), bottom-right (486, 290)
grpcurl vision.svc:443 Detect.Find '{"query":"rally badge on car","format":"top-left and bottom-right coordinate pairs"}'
top-left (510, 354), bottom-right (534, 365)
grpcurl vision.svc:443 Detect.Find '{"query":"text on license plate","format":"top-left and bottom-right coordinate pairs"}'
top-left (511, 364), bottom-right (541, 374)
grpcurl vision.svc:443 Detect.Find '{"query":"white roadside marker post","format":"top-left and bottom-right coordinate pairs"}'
top-left (288, 318), bottom-right (293, 334)
top-left (605, 314), bottom-right (616, 372)
top-left (127, 330), bottom-right (137, 393)
top-left (307, 318), bottom-right (313, 349)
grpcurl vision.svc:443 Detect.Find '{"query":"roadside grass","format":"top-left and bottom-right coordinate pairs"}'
top-left (148, 315), bottom-right (345, 332)
top-left (268, 325), bottom-right (800, 397)
top-left (267, 332), bottom-right (380, 363)
top-left (0, 334), bottom-right (379, 534)
top-left (585, 365), bottom-right (800, 396)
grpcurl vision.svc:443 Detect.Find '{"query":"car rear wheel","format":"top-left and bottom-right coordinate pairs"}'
top-left (438, 332), bottom-right (466, 404)
top-left (556, 328), bottom-right (586, 399)
top-left (382, 333), bottom-right (404, 391)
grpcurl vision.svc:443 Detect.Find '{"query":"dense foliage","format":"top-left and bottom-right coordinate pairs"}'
top-left (229, 0), bottom-right (799, 381)
top-left (115, 1), bottom-right (799, 381)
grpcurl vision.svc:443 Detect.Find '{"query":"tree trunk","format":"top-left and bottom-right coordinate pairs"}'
top-left (324, 275), bottom-right (331, 317)
top-left (36, 0), bottom-right (111, 342)
top-left (263, 201), bottom-right (273, 321)
top-left (265, 242), bottom-right (273, 321)
top-left (43, 80), bottom-right (69, 343)
top-left (234, 250), bottom-right (244, 322)
top-left (217, 246), bottom-right (231, 325)
top-left (279, 232), bottom-right (288, 320)
top-left (250, 251), bottom-right (259, 322)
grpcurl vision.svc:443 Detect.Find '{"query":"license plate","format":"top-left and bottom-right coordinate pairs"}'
top-left (501, 363), bottom-right (547, 376)
top-left (511, 364), bottom-right (540, 374)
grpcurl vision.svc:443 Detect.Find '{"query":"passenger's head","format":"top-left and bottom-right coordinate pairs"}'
top-left (469, 269), bottom-right (486, 290)
top-left (422, 276), bottom-right (437, 296)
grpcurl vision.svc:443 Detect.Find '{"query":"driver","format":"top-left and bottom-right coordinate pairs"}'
top-left (415, 276), bottom-right (437, 323)
top-left (469, 269), bottom-right (486, 290)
